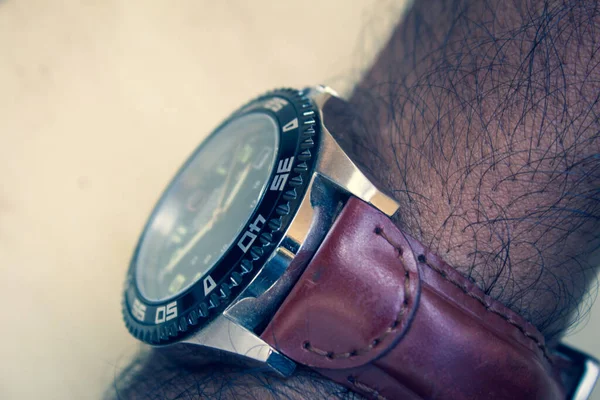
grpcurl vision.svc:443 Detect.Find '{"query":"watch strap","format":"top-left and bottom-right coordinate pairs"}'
top-left (261, 196), bottom-right (567, 399)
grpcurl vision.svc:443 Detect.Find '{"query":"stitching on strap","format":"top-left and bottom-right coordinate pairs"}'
top-left (419, 257), bottom-right (551, 361)
top-left (400, 241), bottom-right (552, 362)
top-left (302, 225), bottom-right (550, 363)
top-left (302, 226), bottom-right (410, 359)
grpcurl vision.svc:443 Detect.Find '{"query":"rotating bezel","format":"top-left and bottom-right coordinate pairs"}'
top-left (122, 88), bottom-right (319, 345)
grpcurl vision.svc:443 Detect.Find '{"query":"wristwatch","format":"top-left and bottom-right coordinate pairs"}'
top-left (122, 86), bottom-right (598, 399)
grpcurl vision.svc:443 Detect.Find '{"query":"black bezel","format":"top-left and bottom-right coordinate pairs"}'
top-left (123, 88), bottom-right (319, 345)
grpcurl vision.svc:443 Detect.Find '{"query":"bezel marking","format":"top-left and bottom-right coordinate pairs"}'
top-left (123, 89), bottom-right (320, 345)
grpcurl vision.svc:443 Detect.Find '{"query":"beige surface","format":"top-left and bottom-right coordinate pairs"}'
top-left (0, 1), bottom-right (597, 399)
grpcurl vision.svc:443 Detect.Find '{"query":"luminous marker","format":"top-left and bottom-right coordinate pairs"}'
top-left (239, 144), bottom-right (253, 163)
top-left (171, 233), bottom-right (183, 243)
top-left (282, 118), bottom-right (298, 132)
top-left (168, 274), bottom-right (186, 294)
top-left (253, 147), bottom-right (270, 169)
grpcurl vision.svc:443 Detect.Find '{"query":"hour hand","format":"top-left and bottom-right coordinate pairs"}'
top-left (216, 164), bottom-right (252, 214)
top-left (163, 218), bottom-right (216, 274)
top-left (215, 145), bottom-right (253, 213)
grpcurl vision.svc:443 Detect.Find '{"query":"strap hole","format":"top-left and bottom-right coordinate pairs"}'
top-left (371, 339), bottom-right (380, 347)
top-left (374, 227), bottom-right (383, 235)
top-left (302, 341), bottom-right (310, 349)
top-left (326, 352), bottom-right (334, 359)
top-left (417, 254), bottom-right (427, 263)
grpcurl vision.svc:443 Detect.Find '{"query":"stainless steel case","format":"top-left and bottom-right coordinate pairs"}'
top-left (126, 86), bottom-right (598, 399)
top-left (178, 86), bottom-right (400, 376)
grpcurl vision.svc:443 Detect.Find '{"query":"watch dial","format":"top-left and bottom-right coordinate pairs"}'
top-left (136, 112), bottom-right (279, 302)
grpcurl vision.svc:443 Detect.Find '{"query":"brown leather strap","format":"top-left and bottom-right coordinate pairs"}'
top-left (261, 197), bottom-right (567, 399)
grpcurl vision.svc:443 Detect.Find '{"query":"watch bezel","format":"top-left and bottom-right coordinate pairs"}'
top-left (122, 89), bottom-right (319, 345)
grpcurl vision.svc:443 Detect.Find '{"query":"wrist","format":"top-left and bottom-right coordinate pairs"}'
top-left (344, 0), bottom-right (600, 339)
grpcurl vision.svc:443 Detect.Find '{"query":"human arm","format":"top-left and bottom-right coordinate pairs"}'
top-left (110, 1), bottom-right (600, 398)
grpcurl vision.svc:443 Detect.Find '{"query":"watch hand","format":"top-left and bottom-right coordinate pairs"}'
top-left (163, 164), bottom-right (252, 275)
top-left (217, 164), bottom-right (252, 213)
top-left (163, 146), bottom-right (251, 275)
top-left (215, 143), bottom-right (243, 210)
top-left (164, 217), bottom-right (217, 274)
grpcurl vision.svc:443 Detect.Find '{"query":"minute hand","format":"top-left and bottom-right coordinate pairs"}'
top-left (216, 164), bottom-right (252, 214)
top-left (164, 218), bottom-right (216, 273)
top-left (164, 165), bottom-right (252, 273)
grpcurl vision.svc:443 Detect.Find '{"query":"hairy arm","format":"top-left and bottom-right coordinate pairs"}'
top-left (109, 1), bottom-right (600, 398)
top-left (346, 0), bottom-right (600, 338)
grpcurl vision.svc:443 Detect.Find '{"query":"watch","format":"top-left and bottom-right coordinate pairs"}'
top-left (122, 86), bottom-right (599, 399)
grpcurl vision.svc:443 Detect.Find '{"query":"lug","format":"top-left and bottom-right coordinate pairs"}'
top-left (180, 313), bottom-right (295, 377)
top-left (178, 86), bottom-right (399, 376)
top-left (308, 86), bottom-right (400, 217)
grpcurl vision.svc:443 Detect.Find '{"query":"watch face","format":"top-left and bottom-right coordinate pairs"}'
top-left (123, 89), bottom-right (319, 345)
top-left (136, 112), bottom-right (280, 302)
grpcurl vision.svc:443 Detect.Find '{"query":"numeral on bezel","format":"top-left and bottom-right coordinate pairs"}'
top-left (263, 97), bottom-right (288, 112)
top-left (270, 157), bottom-right (294, 191)
top-left (237, 214), bottom-right (266, 252)
top-left (132, 298), bottom-right (147, 321)
top-left (155, 301), bottom-right (178, 324)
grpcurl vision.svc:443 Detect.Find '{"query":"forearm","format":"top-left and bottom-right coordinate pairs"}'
top-left (108, 348), bottom-right (359, 400)
top-left (111, 0), bottom-right (600, 398)
top-left (345, 0), bottom-right (600, 339)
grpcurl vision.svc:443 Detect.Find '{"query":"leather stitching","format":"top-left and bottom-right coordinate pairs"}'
top-left (413, 251), bottom-right (552, 362)
top-left (378, 228), bottom-right (551, 362)
top-left (302, 226), bottom-right (411, 359)
top-left (302, 224), bottom-right (550, 363)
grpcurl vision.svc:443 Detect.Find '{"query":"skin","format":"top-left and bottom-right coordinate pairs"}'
top-left (345, 0), bottom-right (600, 338)
top-left (109, 0), bottom-right (600, 398)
